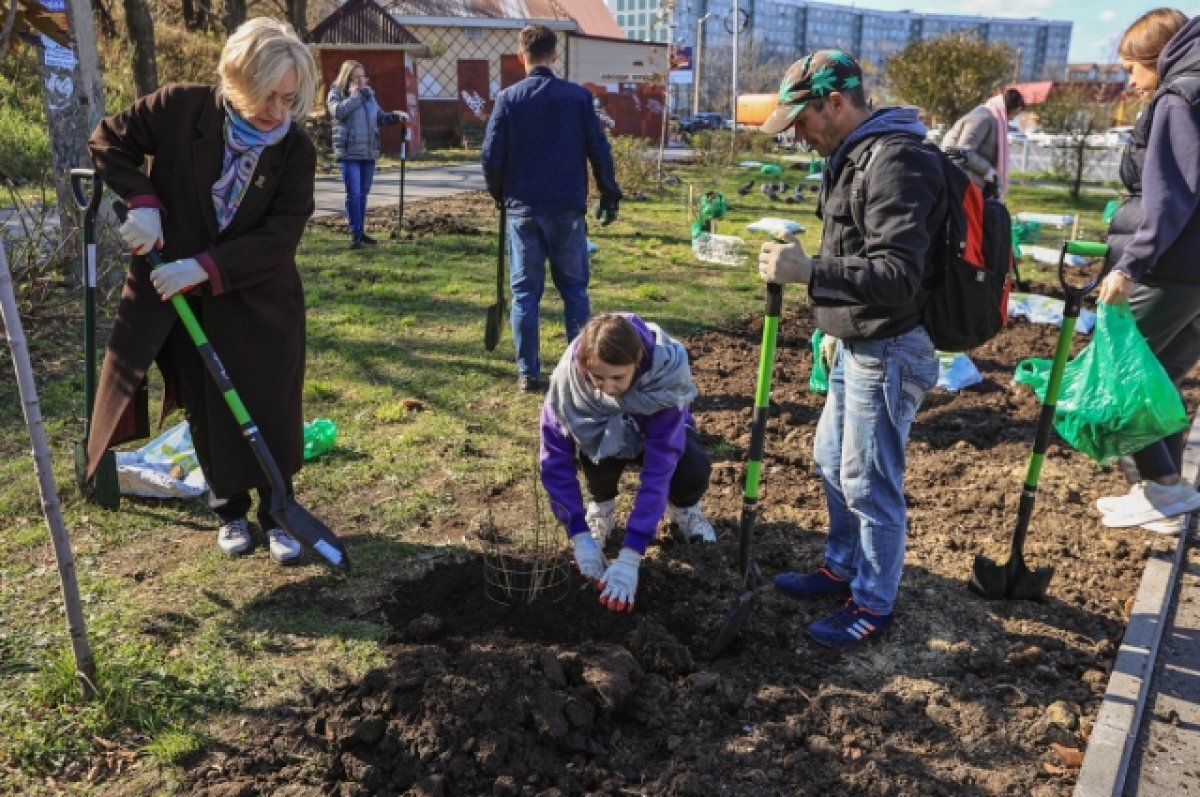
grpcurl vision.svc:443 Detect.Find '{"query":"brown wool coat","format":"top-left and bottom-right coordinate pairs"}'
top-left (87, 84), bottom-right (316, 497)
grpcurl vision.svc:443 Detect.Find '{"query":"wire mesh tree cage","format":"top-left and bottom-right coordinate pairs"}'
top-left (476, 472), bottom-right (571, 605)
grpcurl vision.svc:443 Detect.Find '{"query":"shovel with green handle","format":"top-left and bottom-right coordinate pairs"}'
top-left (710, 281), bottom-right (782, 657)
top-left (70, 169), bottom-right (120, 509)
top-left (969, 240), bottom-right (1109, 601)
top-left (112, 201), bottom-right (350, 574)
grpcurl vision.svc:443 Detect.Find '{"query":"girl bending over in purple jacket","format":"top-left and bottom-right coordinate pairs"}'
top-left (540, 313), bottom-right (716, 613)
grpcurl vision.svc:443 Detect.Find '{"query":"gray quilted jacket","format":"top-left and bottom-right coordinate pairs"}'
top-left (327, 85), bottom-right (404, 161)
top-left (940, 104), bottom-right (999, 188)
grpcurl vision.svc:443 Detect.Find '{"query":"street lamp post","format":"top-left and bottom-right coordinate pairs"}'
top-left (693, 12), bottom-right (712, 116)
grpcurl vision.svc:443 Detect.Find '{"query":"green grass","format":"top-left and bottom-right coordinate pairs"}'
top-left (0, 153), bottom-right (1092, 794)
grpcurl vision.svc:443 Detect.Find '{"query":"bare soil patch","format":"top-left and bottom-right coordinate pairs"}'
top-left (182, 283), bottom-right (1193, 797)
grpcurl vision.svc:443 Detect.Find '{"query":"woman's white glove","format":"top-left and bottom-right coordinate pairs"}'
top-left (758, 230), bottom-right (812, 285)
top-left (120, 207), bottom-right (163, 255)
top-left (150, 258), bottom-right (208, 300)
top-left (571, 532), bottom-right (608, 582)
top-left (599, 548), bottom-right (641, 614)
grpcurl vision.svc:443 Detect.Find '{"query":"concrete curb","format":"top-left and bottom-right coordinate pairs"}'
top-left (1072, 413), bottom-right (1200, 797)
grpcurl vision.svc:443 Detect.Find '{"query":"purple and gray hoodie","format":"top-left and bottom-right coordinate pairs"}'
top-left (539, 314), bottom-right (695, 554)
top-left (1108, 16), bottom-right (1200, 284)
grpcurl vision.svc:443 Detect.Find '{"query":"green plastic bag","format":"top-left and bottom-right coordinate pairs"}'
top-left (690, 191), bottom-right (729, 239)
top-left (1101, 198), bottom-right (1120, 225)
top-left (760, 163), bottom-right (783, 176)
top-left (1012, 220), bottom-right (1042, 244)
top-left (808, 328), bottom-right (829, 395)
top-left (303, 418), bottom-right (338, 460)
top-left (1013, 303), bottom-right (1189, 464)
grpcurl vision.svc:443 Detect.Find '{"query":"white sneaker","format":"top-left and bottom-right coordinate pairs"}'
top-left (667, 502), bottom-right (717, 543)
top-left (267, 528), bottom-right (304, 565)
top-left (217, 517), bottom-right (253, 556)
top-left (1141, 516), bottom-right (1187, 535)
top-left (1096, 483), bottom-right (1142, 515)
top-left (1101, 481), bottom-right (1200, 528)
top-left (585, 499), bottom-right (616, 546)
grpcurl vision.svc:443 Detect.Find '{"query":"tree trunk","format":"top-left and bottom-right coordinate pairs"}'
top-left (38, 0), bottom-right (106, 244)
top-left (287, 0), bottom-right (306, 38)
top-left (1071, 140), bottom-right (1085, 200)
top-left (122, 0), bottom-right (157, 97)
top-left (224, 0), bottom-right (246, 33)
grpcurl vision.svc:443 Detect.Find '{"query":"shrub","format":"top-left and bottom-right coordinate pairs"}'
top-left (0, 106), bottom-right (50, 182)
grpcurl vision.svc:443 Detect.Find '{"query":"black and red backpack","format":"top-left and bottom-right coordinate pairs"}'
top-left (851, 138), bottom-right (1013, 352)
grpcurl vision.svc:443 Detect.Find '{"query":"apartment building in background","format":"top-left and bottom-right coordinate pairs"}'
top-left (606, 0), bottom-right (1072, 83)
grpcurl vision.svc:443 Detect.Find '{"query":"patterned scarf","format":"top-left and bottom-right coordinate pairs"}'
top-left (212, 102), bottom-right (289, 232)
top-left (547, 322), bottom-right (697, 463)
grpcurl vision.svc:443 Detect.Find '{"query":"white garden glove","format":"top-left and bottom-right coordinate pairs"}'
top-left (758, 230), bottom-right (812, 285)
top-left (599, 548), bottom-right (641, 614)
top-left (820, 333), bottom-right (839, 371)
top-left (571, 532), bottom-right (609, 582)
top-left (119, 207), bottom-right (163, 255)
top-left (150, 258), bottom-right (208, 300)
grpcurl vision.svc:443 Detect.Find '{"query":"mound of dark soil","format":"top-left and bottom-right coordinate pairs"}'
top-left (183, 285), bottom-right (1189, 797)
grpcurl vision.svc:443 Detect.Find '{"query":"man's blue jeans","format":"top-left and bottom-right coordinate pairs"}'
top-left (812, 326), bottom-right (938, 615)
top-left (508, 211), bottom-right (590, 379)
top-left (339, 159), bottom-right (376, 237)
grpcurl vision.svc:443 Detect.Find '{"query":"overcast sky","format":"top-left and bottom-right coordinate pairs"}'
top-left (856, 0), bottom-right (1197, 65)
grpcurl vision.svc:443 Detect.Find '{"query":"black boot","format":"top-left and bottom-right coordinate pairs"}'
top-left (350, 233), bottom-right (363, 250)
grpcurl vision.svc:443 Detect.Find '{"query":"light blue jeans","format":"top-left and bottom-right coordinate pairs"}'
top-left (508, 211), bottom-right (590, 379)
top-left (813, 326), bottom-right (938, 615)
top-left (339, 159), bottom-right (376, 237)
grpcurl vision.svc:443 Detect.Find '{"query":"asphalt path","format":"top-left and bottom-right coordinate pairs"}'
top-left (313, 162), bottom-right (487, 219)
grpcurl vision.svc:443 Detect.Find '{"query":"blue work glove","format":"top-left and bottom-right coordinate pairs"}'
top-left (571, 532), bottom-right (608, 582)
top-left (150, 257), bottom-right (208, 300)
top-left (594, 200), bottom-right (619, 226)
top-left (599, 548), bottom-right (641, 613)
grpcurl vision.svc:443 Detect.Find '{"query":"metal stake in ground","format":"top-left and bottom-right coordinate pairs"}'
top-left (484, 202), bottom-right (506, 351)
top-left (710, 281), bottom-right (781, 657)
top-left (0, 240), bottom-right (97, 700)
top-left (970, 240), bottom-right (1110, 601)
top-left (70, 169), bottom-right (120, 509)
top-left (390, 124), bottom-right (409, 240)
top-left (112, 202), bottom-right (351, 574)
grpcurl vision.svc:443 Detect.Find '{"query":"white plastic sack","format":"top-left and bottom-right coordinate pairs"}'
top-left (1007, 292), bottom-right (1095, 335)
top-left (1015, 212), bottom-right (1075, 228)
top-left (692, 232), bottom-right (747, 266)
top-left (745, 217), bottom-right (806, 235)
top-left (738, 160), bottom-right (763, 168)
top-left (586, 239), bottom-right (597, 255)
top-left (936, 352), bottom-right (983, 392)
top-left (114, 420), bottom-right (208, 499)
top-left (1019, 245), bottom-right (1089, 267)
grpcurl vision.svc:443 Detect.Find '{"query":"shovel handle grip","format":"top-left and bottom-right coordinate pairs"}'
top-left (1058, 240), bottom-right (1111, 310)
top-left (70, 169), bottom-right (103, 217)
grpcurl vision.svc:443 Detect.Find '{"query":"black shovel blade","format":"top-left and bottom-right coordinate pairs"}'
top-left (271, 498), bottom-right (351, 574)
top-left (484, 303), bottom-right (504, 351)
top-left (969, 552), bottom-right (1053, 601)
top-left (75, 444), bottom-right (120, 509)
top-left (710, 589), bottom-right (756, 658)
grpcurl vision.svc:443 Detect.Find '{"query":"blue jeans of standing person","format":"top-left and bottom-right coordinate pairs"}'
top-left (508, 211), bottom-right (590, 380)
top-left (339, 159), bottom-right (376, 238)
top-left (812, 326), bottom-right (938, 615)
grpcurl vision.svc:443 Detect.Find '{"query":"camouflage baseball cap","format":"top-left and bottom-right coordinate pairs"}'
top-left (760, 50), bottom-right (864, 134)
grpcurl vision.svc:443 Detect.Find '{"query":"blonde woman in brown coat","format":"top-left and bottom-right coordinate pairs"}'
top-left (87, 17), bottom-right (318, 564)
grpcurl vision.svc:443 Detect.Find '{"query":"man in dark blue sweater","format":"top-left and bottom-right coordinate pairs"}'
top-left (482, 25), bottom-right (623, 393)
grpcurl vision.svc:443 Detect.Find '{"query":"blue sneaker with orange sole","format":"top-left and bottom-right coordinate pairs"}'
top-left (808, 600), bottom-right (892, 647)
top-left (774, 565), bottom-right (852, 600)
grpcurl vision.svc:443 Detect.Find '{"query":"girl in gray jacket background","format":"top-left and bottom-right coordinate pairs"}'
top-left (327, 59), bottom-right (408, 248)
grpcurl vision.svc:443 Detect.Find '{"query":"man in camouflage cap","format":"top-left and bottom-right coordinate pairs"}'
top-left (757, 49), bottom-right (946, 648)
